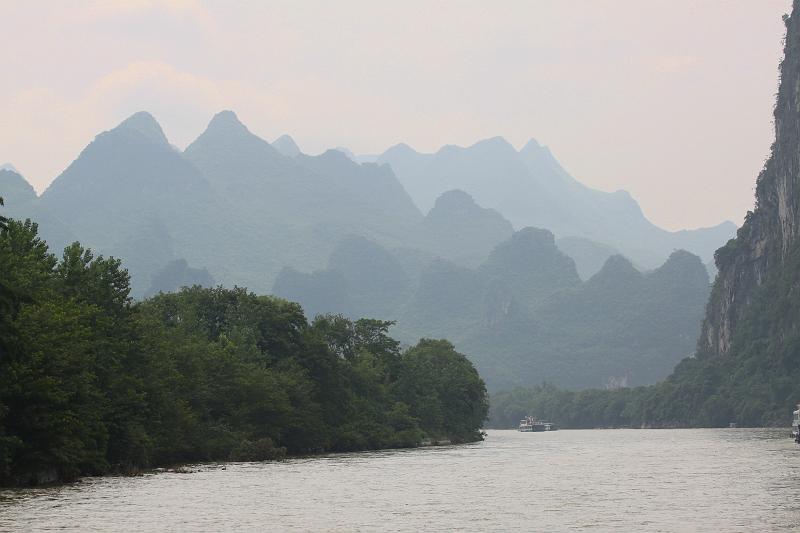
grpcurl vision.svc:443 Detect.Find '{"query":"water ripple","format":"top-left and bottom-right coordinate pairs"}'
top-left (1, 429), bottom-right (798, 532)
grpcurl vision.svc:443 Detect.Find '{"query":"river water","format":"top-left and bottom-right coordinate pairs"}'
top-left (1, 428), bottom-right (799, 532)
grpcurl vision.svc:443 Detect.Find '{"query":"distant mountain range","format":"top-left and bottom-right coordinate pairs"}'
top-left (218, 127), bottom-right (735, 273)
top-left (0, 111), bottom-right (732, 390)
top-left (3, 111), bottom-right (426, 295)
top-left (275, 227), bottom-right (710, 390)
top-left (373, 137), bottom-right (736, 269)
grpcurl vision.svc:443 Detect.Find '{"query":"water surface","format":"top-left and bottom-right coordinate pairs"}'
top-left (2, 428), bottom-right (798, 532)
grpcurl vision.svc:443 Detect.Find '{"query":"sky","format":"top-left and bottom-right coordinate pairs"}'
top-left (0, 0), bottom-right (792, 230)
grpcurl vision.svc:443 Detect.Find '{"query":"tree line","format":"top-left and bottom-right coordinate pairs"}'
top-left (0, 205), bottom-right (488, 486)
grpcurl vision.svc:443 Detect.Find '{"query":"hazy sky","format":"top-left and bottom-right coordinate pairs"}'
top-left (0, 0), bottom-right (791, 230)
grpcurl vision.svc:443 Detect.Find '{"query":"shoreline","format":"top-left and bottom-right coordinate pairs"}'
top-left (1, 434), bottom-right (484, 490)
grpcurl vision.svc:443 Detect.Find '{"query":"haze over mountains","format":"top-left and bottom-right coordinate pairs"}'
top-left (0, 110), bottom-right (734, 390)
top-left (373, 137), bottom-right (736, 269)
top-left (275, 227), bottom-right (710, 390)
top-left (280, 131), bottom-right (735, 270)
top-left (2, 109), bottom-right (733, 290)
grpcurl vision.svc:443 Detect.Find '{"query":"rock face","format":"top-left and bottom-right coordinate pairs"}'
top-left (699, 3), bottom-right (800, 357)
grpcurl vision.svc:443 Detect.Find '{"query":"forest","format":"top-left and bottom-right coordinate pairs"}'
top-left (0, 205), bottom-right (488, 486)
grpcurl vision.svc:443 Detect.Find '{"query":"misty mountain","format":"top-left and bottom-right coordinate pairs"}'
top-left (463, 249), bottom-right (709, 391)
top-left (335, 149), bottom-right (379, 164)
top-left (273, 267), bottom-right (353, 319)
top-left (8, 111), bottom-right (427, 296)
top-left (0, 168), bottom-right (36, 206)
top-left (411, 189), bottom-right (514, 267)
top-left (479, 227), bottom-right (581, 305)
top-left (40, 111), bottom-right (217, 252)
top-left (181, 109), bottom-right (339, 288)
top-left (275, 226), bottom-right (709, 391)
top-left (0, 168), bottom-right (76, 253)
top-left (555, 236), bottom-right (623, 280)
top-left (417, 242), bottom-right (709, 391)
top-left (271, 134), bottom-right (302, 157)
top-left (0, 109), bottom-right (721, 392)
top-left (36, 112), bottom-right (219, 294)
top-left (186, 111), bottom-right (421, 242)
top-left (274, 235), bottom-right (410, 320)
top-left (293, 148), bottom-right (422, 240)
top-left (145, 258), bottom-right (215, 297)
top-left (327, 235), bottom-right (410, 318)
top-left (4, 109), bottom-right (733, 300)
top-left (394, 227), bottom-right (580, 343)
top-left (377, 137), bottom-right (736, 269)
top-left (393, 228), bottom-right (582, 343)
top-left (332, 147), bottom-right (357, 160)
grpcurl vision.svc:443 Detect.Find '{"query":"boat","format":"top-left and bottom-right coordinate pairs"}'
top-left (517, 415), bottom-right (558, 432)
top-left (792, 404), bottom-right (800, 442)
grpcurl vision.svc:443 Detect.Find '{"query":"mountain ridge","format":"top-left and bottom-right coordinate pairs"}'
top-left (2, 110), bottom-right (733, 336)
top-left (376, 136), bottom-right (736, 269)
top-left (272, 134), bottom-right (302, 157)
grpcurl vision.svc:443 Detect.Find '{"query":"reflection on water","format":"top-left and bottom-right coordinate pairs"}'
top-left (2, 429), bottom-right (799, 532)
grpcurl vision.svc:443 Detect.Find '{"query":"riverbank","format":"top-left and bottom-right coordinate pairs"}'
top-left (2, 434), bottom-right (480, 489)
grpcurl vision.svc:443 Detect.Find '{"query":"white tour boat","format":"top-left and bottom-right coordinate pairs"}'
top-left (517, 415), bottom-right (558, 432)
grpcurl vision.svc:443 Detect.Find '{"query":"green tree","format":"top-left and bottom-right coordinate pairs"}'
top-left (0, 223), bottom-right (489, 486)
top-left (396, 339), bottom-right (488, 442)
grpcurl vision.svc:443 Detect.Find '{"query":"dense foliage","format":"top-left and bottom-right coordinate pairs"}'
top-left (0, 216), bottom-right (487, 486)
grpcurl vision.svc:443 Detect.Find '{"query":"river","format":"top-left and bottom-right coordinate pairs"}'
top-left (1, 428), bottom-right (798, 532)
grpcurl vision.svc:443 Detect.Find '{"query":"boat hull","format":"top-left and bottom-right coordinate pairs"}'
top-left (517, 422), bottom-right (558, 432)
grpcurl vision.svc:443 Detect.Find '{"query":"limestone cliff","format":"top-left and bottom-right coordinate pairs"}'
top-left (700, 1), bottom-right (800, 356)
